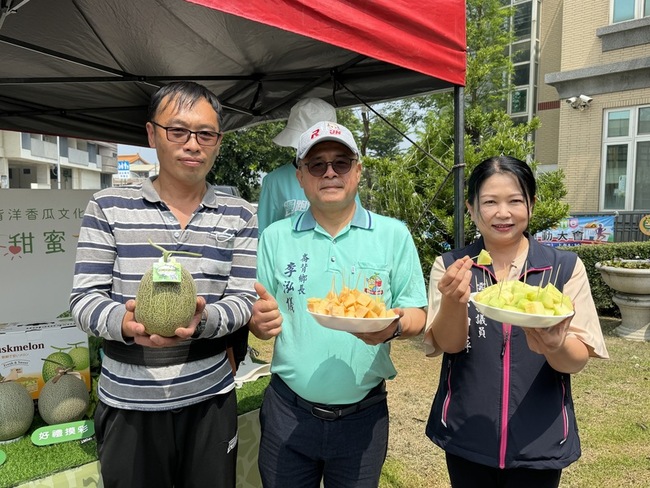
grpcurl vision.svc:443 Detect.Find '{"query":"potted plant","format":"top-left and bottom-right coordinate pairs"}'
top-left (595, 258), bottom-right (650, 341)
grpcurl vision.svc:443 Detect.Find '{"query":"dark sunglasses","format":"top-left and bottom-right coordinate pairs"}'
top-left (301, 156), bottom-right (357, 177)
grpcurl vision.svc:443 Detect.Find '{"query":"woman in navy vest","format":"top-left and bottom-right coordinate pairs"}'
top-left (423, 156), bottom-right (608, 488)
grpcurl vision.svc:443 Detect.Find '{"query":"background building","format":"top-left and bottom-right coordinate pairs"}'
top-left (536, 0), bottom-right (650, 215)
top-left (113, 153), bottom-right (157, 186)
top-left (0, 131), bottom-right (117, 190)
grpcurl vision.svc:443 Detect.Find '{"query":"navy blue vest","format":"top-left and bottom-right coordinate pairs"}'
top-left (426, 235), bottom-right (581, 470)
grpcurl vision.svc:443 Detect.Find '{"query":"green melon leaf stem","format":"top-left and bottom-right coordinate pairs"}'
top-left (148, 239), bottom-right (201, 262)
top-left (41, 357), bottom-right (75, 382)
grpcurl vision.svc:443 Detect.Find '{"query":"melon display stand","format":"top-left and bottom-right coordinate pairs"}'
top-left (5, 366), bottom-right (269, 488)
top-left (13, 411), bottom-right (263, 488)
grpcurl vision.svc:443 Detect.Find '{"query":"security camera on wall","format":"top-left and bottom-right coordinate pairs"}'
top-left (566, 95), bottom-right (593, 110)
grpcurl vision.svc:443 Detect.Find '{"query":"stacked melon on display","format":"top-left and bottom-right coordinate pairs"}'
top-left (0, 378), bottom-right (34, 442)
top-left (38, 357), bottom-right (90, 425)
top-left (38, 372), bottom-right (90, 425)
top-left (0, 342), bottom-right (92, 442)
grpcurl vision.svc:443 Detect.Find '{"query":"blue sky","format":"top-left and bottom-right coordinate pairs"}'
top-left (117, 144), bottom-right (158, 165)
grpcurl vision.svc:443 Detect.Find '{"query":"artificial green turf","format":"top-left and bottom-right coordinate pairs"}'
top-left (0, 414), bottom-right (97, 487)
top-left (0, 378), bottom-right (268, 487)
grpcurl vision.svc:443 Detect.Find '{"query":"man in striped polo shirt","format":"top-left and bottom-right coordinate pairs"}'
top-left (70, 82), bottom-right (257, 488)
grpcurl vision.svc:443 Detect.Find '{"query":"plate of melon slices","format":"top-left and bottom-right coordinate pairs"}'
top-left (307, 312), bottom-right (398, 333)
top-left (469, 281), bottom-right (574, 328)
top-left (307, 287), bottom-right (398, 333)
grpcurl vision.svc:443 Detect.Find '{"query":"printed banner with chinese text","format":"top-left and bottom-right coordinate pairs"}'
top-left (0, 190), bottom-right (93, 323)
top-left (534, 215), bottom-right (615, 247)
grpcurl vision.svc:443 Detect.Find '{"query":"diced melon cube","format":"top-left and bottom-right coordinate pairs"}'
top-left (331, 305), bottom-right (345, 317)
top-left (355, 292), bottom-right (372, 307)
top-left (488, 296), bottom-right (506, 309)
top-left (524, 301), bottom-right (546, 315)
top-left (354, 306), bottom-right (370, 318)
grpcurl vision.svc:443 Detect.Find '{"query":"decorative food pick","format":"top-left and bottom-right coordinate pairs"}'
top-left (135, 240), bottom-right (201, 337)
top-left (307, 287), bottom-right (395, 319)
top-left (473, 281), bottom-right (573, 316)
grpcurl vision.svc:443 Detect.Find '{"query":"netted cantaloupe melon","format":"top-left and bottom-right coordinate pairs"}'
top-left (0, 380), bottom-right (35, 441)
top-left (38, 372), bottom-right (89, 426)
top-left (42, 350), bottom-right (75, 383)
top-left (134, 241), bottom-right (199, 337)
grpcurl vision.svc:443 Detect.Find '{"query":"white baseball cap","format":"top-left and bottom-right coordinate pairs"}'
top-left (272, 98), bottom-right (337, 149)
top-left (296, 121), bottom-right (360, 162)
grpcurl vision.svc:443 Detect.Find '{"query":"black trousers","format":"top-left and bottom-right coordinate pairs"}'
top-left (258, 377), bottom-right (389, 488)
top-left (446, 452), bottom-right (562, 488)
top-left (95, 390), bottom-right (238, 488)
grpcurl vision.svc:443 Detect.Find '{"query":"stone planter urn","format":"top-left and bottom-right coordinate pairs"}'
top-left (596, 260), bottom-right (650, 341)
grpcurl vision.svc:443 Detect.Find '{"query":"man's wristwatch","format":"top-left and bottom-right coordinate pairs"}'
top-left (192, 309), bottom-right (208, 339)
top-left (383, 320), bottom-right (402, 343)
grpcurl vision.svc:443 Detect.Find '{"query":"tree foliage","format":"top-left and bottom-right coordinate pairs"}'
top-left (359, 0), bottom-right (570, 276)
top-left (209, 0), bottom-right (570, 279)
top-left (208, 120), bottom-right (292, 202)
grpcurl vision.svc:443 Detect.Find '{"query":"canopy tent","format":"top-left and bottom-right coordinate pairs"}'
top-left (0, 0), bottom-right (466, 243)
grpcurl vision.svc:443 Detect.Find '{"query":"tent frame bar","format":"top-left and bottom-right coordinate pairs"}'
top-left (453, 86), bottom-right (465, 249)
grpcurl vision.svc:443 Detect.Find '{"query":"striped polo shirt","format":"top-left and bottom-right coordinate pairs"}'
top-left (70, 177), bottom-right (257, 411)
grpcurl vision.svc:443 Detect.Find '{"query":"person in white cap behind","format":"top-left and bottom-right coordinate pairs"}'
top-left (257, 98), bottom-right (337, 234)
top-left (249, 121), bottom-right (428, 487)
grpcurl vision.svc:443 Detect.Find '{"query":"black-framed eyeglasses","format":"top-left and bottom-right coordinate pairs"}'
top-left (301, 156), bottom-right (357, 177)
top-left (150, 121), bottom-right (222, 146)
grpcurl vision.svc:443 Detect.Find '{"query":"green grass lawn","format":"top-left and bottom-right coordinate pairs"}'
top-left (378, 318), bottom-right (650, 487)
top-left (559, 319), bottom-right (650, 487)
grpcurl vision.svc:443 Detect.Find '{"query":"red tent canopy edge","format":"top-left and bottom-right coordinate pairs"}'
top-left (189, 0), bottom-right (466, 87)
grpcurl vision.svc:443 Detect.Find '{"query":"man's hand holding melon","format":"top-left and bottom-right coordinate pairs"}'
top-left (122, 240), bottom-right (206, 347)
top-left (122, 296), bottom-right (206, 347)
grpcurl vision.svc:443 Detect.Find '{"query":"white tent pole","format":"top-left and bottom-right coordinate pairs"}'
top-left (56, 136), bottom-right (61, 189)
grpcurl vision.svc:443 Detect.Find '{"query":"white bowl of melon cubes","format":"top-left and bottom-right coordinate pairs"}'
top-left (307, 287), bottom-right (398, 333)
top-left (469, 281), bottom-right (574, 328)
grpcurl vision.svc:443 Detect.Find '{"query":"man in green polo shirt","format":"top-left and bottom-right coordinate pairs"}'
top-left (249, 121), bottom-right (427, 487)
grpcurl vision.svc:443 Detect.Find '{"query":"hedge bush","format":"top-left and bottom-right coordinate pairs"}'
top-left (559, 241), bottom-right (650, 316)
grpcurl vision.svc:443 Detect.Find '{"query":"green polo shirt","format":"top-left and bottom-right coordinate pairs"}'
top-left (257, 204), bottom-right (427, 404)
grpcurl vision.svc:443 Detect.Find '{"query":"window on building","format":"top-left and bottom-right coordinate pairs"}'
top-left (612, 0), bottom-right (649, 23)
top-left (602, 106), bottom-right (650, 210)
top-left (510, 88), bottom-right (528, 114)
top-left (503, 0), bottom-right (538, 124)
top-left (513, 1), bottom-right (532, 40)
